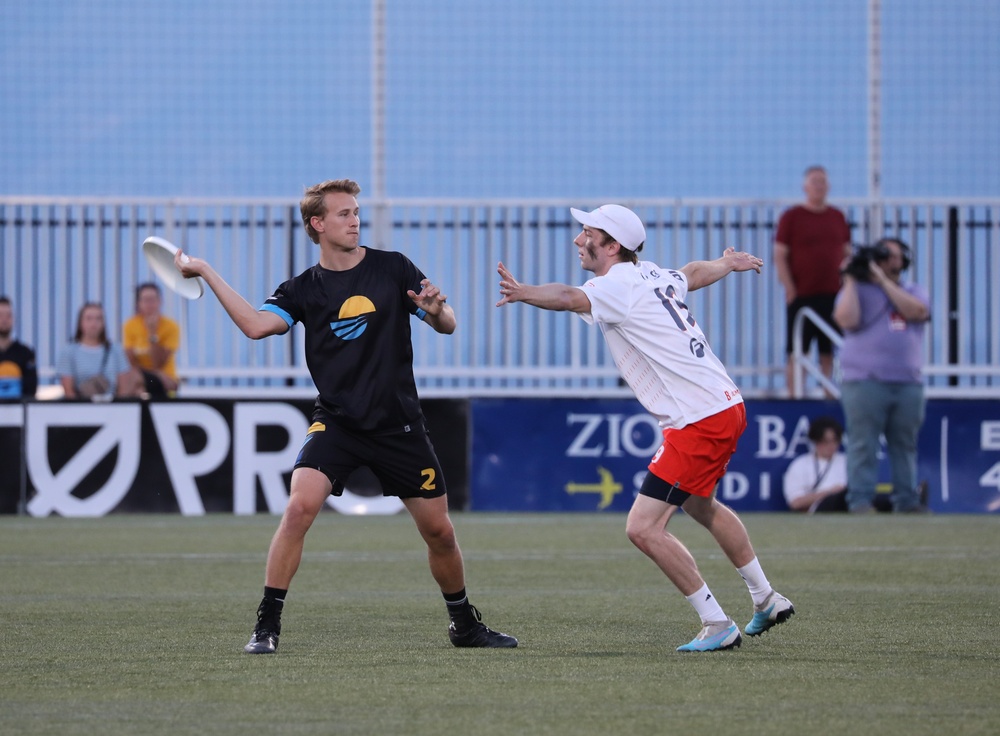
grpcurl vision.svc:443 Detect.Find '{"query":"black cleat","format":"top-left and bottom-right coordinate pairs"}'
top-left (448, 604), bottom-right (518, 648)
top-left (244, 599), bottom-right (282, 654)
top-left (244, 629), bottom-right (279, 654)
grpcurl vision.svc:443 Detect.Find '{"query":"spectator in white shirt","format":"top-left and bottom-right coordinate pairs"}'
top-left (782, 416), bottom-right (848, 512)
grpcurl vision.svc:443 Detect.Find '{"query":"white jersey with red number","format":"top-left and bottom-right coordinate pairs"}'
top-left (577, 261), bottom-right (743, 429)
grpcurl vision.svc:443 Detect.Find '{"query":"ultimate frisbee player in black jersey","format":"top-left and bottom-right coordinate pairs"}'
top-left (175, 179), bottom-right (516, 653)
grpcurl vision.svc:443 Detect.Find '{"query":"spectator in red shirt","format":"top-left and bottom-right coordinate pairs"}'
top-left (773, 166), bottom-right (853, 395)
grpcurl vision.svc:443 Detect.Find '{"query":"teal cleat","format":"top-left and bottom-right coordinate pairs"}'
top-left (744, 591), bottom-right (795, 637)
top-left (676, 618), bottom-right (742, 652)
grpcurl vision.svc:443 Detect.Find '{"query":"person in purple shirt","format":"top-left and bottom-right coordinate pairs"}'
top-left (833, 238), bottom-right (930, 513)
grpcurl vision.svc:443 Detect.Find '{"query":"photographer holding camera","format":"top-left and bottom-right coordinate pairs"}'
top-left (833, 237), bottom-right (930, 513)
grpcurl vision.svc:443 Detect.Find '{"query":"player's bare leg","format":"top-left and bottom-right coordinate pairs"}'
top-left (625, 492), bottom-right (742, 652)
top-left (625, 497), bottom-right (702, 593)
top-left (627, 494), bottom-right (741, 651)
top-left (245, 468), bottom-right (330, 653)
top-left (682, 493), bottom-right (795, 638)
top-left (265, 468), bottom-right (331, 588)
top-left (680, 494), bottom-right (756, 569)
top-left (403, 495), bottom-right (465, 592)
top-left (404, 495), bottom-right (517, 648)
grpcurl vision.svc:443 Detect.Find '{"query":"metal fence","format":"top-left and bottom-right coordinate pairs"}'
top-left (1, 197), bottom-right (998, 398)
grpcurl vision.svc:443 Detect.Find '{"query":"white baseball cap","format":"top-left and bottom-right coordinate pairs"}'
top-left (569, 204), bottom-right (646, 251)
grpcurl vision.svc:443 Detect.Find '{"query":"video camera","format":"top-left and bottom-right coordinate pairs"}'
top-left (842, 238), bottom-right (912, 282)
top-left (842, 243), bottom-right (890, 282)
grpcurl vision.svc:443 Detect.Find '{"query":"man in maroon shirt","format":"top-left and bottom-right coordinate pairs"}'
top-left (773, 166), bottom-right (852, 395)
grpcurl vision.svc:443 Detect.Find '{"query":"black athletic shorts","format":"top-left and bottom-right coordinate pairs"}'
top-left (293, 410), bottom-right (446, 500)
top-left (785, 294), bottom-right (840, 355)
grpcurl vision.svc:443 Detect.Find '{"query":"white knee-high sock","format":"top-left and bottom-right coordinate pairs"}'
top-left (737, 557), bottom-right (772, 607)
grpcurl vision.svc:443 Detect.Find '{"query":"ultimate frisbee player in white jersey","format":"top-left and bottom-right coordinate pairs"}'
top-left (497, 204), bottom-right (794, 652)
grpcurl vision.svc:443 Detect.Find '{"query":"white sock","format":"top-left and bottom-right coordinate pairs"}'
top-left (685, 583), bottom-right (727, 624)
top-left (737, 557), bottom-right (772, 607)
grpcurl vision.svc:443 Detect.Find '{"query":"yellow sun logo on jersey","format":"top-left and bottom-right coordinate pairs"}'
top-left (331, 296), bottom-right (376, 340)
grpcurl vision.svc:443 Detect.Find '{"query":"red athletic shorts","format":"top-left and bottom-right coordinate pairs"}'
top-left (647, 403), bottom-right (747, 498)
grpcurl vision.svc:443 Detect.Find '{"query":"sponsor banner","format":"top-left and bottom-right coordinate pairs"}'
top-left (0, 399), bottom-right (468, 517)
top-left (6, 397), bottom-right (999, 515)
top-left (919, 400), bottom-right (1000, 513)
top-left (470, 398), bottom-right (1000, 513)
top-left (471, 398), bottom-right (660, 512)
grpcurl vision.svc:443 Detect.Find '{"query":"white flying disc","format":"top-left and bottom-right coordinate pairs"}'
top-left (142, 236), bottom-right (205, 300)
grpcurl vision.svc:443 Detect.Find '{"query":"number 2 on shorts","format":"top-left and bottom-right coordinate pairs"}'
top-left (420, 468), bottom-right (437, 492)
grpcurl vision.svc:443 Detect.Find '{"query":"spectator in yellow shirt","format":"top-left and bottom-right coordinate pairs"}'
top-left (120, 282), bottom-right (180, 397)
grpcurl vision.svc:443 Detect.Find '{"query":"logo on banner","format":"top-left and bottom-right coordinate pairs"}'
top-left (565, 413), bottom-right (661, 458)
top-left (564, 466), bottom-right (623, 509)
top-left (22, 401), bottom-right (405, 518)
top-left (26, 404), bottom-right (142, 517)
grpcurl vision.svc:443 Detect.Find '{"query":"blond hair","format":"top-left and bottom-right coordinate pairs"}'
top-left (301, 179), bottom-right (362, 243)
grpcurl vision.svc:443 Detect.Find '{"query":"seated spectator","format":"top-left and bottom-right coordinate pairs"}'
top-left (0, 295), bottom-right (38, 399)
top-left (56, 302), bottom-right (132, 400)
top-left (119, 282), bottom-right (181, 398)
top-left (782, 416), bottom-right (849, 512)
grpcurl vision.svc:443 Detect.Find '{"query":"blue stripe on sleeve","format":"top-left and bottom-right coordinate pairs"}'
top-left (260, 303), bottom-right (295, 327)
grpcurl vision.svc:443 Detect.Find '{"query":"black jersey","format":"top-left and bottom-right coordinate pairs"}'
top-left (261, 248), bottom-right (430, 432)
top-left (0, 341), bottom-right (38, 399)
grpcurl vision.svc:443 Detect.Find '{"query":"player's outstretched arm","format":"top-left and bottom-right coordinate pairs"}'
top-left (174, 249), bottom-right (288, 340)
top-left (407, 278), bottom-right (456, 334)
top-left (680, 247), bottom-right (764, 292)
top-left (496, 262), bottom-right (591, 313)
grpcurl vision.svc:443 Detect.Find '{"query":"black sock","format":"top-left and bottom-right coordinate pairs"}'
top-left (443, 588), bottom-right (472, 621)
top-left (263, 586), bottom-right (287, 610)
top-left (255, 587), bottom-right (286, 635)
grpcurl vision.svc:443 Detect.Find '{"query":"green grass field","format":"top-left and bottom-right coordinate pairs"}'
top-left (2, 512), bottom-right (998, 736)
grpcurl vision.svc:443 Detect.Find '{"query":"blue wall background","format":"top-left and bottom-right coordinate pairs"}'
top-left (2, 1), bottom-right (998, 199)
